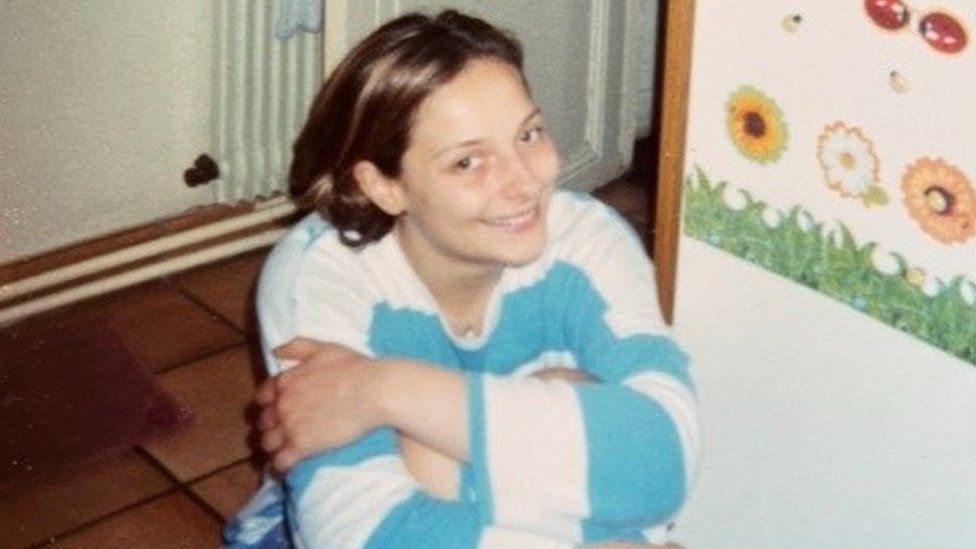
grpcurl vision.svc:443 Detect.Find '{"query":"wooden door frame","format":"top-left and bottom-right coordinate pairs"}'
top-left (651, 0), bottom-right (695, 325)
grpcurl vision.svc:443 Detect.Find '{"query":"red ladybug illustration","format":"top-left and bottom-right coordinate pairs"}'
top-left (919, 12), bottom-right (968, 54)
top-left (865, 0), bottom-right (910, 30)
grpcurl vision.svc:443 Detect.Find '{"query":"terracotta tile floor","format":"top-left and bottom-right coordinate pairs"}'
top-left (0, 179), bottom-right (648, 548)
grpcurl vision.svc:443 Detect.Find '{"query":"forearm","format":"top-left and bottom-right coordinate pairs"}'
top-left (372, 358), bottom-right (470, 461)
top-left (465, 371), bottom-right (697, 536)
top-left (366, 358), bottom-right (694, 536)
top-left (374, 363), bottom-right (595, 468)
top-left (394, 367), bottom-right (594, 501)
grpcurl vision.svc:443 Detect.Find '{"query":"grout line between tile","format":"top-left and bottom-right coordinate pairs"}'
top-left (189, 456), bottom-right (262, 485)
top-left (161, 276), bottom-right (253, 338)
top-left (134, 447), bottom-right (228, 525)
top-left (25, 488), bottom-right (180, 548)
top-left (28, 449), bottom-right (249, 545)
top-left (152, 340), bottom-right (253, 376)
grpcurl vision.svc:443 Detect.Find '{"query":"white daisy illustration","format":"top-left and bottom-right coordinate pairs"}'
top-left (816, 121), bottom-right (887, 206)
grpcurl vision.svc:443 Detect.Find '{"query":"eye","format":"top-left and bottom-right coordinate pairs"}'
top-left (519, 125), bottom-right (546, 144)
top-left (452, 155), bottom-right (482, 172)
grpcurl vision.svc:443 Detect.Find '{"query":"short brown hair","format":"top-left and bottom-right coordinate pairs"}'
top-left (289, 10), bottom-right (524, 247)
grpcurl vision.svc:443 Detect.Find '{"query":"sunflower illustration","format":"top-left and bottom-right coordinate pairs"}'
top-left (726, 86), bottom-right (788, 164)
top-left (816, 121), bottom-right (888, 206)
top-left (902, 158), bottom-right (976, 244)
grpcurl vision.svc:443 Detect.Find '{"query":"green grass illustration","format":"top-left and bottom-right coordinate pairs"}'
top-left (683, 166), bottom-right (976, 365)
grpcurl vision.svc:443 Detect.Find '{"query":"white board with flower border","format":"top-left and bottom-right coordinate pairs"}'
top-left (681, 0), bottom-right (975, 364)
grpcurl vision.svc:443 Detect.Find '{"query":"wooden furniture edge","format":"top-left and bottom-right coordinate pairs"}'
top-left (652, 0), bottom-right (695, 325)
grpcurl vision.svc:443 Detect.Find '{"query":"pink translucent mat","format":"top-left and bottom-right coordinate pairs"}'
top-left (0, 316), bottom-right (191, 489)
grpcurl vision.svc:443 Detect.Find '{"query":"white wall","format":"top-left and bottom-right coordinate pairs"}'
top-left (669, 1), bottom-right (976, 543)
top-left (672, 238), bottom-right (975, 548)
top-left (0, 1), bottom-right (656, 263)
top-left (0, 0), bottom-right (214, 263)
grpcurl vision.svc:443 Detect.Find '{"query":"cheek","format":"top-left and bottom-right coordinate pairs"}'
top-left (527, 142), bottom-right (561, 184)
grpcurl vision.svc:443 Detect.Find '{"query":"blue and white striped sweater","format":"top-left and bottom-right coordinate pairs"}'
top-left (225, 191), bottom-right (700, 548)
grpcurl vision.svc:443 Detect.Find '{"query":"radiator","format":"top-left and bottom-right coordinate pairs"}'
top-left (211, 0), bottom-right (323, 203)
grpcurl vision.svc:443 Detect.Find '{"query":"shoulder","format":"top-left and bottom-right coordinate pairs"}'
top-left (256, 212), bottom-right (406, 351)
top-left (260, 213), bottom-right (333, 284)
top-left (544, 190), bottom-right (647, 268)
top-left (255, 213), bottom-right (337, 342)
top-left (256, 213), bottom-right (381, 330)
top-left (260, 212), bottom-right (396, 298)
top-left (536, 190), bottom-right (669, 335)
top-left (257, 212), bottom-right (335, 307)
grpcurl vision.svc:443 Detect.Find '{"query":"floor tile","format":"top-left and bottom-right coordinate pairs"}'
top-left (52, 492), bottom-right (221, 548)
top-left (171, 249), bottom-right (269, 334)
top-left (142, 346), bottom-right (261, 481)
top-left (5, 280), bottom-right (244, 372)
top-left (190, 460), bottom-right (264, 519)
top-left (0, 451), bottom-right (173, 548)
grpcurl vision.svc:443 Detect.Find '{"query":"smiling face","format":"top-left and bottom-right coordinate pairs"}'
top-left (362, 58), bottom-right (560, 278)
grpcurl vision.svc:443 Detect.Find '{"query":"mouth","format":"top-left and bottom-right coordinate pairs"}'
top-left (483, 206), bottom-right (541, 233)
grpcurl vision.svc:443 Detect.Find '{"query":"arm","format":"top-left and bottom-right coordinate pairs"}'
top-left (368, 352), bottom-right (695, 532)
top-left (264, 334), bottom-right (694, 542)
top-left (259, 341), bottom-right (585, 548)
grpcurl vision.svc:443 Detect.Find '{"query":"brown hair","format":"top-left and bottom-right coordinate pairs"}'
top-left (289, 10), bottom-right (524, 247)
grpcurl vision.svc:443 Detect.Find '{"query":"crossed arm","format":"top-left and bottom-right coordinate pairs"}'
top-left (258, 338), bottom-right (594, 499)
top-left (255, 336), bottom-right (696, 547)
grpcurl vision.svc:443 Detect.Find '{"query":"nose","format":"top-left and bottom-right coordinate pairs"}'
top-left (498, 151), bottom-right (541, 200)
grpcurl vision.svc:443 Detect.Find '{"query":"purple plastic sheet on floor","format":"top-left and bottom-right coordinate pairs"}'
top-left (0, 316), bottom-right (191, 490)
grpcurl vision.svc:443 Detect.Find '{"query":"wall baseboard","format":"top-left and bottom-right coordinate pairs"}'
top-left (0, 197), bottom-right (298, 326)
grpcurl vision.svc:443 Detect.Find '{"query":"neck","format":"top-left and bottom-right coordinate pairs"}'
top-left (394, 224), bottom-right (501, 330)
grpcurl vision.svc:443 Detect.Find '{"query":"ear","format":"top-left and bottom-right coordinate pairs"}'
top-left (352, 160), bottom-right (407, 216)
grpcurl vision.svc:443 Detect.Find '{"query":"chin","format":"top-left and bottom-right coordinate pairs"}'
top-left (497, 232), bottom-right (547, 267)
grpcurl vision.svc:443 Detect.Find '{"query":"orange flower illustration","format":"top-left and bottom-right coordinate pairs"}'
top-left (901, 158), bottom-right (975, 244)
top-left (726, 86), bottom-right (788, 164)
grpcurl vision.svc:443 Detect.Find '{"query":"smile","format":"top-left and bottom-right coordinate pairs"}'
top-left (483, 206), bottom-right (540, 231)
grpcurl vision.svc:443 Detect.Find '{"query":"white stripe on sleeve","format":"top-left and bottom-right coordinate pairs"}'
top-left (481, 376), bottom-right (587, 543)
top-left (293, 455), bottom-right (419, 548)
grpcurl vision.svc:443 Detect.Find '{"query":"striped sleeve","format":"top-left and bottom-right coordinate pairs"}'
top-left (464, 200), bottom-right (701, 544)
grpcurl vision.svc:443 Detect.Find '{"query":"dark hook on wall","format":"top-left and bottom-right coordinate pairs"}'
top-left (183, 154), bottom-right (220, 187)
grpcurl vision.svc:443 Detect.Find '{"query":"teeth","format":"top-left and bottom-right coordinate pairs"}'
top-left (486, 209), bottom-right (535, 227)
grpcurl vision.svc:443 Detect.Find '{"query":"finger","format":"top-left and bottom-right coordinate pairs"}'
top-left (273, 337), bottom-right (324, 360)
top-left (255, 379), bottom-right (277, 406)
top-left (273, 447), bottom-right (300, 473)
top-left (261, 427), bottom-right (286, 454)
top-left (257, 406), bottom-right (279, 432)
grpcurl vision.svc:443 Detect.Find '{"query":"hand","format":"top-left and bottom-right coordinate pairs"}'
top-left (256, 338), bottom-right (382, 472)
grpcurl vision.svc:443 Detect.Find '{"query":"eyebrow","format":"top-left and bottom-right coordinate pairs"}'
top-left (433, 107), bottom-right (543, 158)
